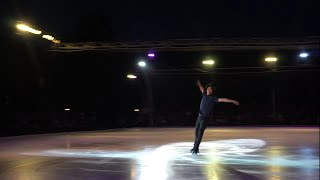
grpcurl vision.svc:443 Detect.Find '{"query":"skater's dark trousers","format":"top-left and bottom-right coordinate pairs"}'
top-left (193, 114), bottom-right (209, 149)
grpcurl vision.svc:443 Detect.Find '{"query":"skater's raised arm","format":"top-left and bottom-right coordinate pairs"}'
top-left (196, 80), bottom-right (205, 93)
top-left (218, 98), bottom-right (240, 105)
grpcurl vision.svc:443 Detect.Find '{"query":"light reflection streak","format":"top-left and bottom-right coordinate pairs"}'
top-left (267, 147), bottom-right (284, 180)
top-left (206, 163), bottom-right (219, 180)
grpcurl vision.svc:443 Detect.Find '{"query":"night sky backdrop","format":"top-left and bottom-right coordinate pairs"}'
top-left (1, 0), bottom-right (320, 40)
top-left (1, 0), bottom-right (319, 136)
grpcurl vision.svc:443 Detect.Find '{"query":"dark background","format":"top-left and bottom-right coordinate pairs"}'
top-left (1, 0), bottom-right (319, 136)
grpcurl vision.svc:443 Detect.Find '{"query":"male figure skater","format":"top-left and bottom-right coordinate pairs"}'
top-left (191, 80), bottom-right (239, 154)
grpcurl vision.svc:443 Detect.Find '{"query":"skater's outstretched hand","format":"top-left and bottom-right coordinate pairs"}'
top-left (218, 98), bottom-right (240, 106)
top-left (233, 100), bottom-right (240, 106)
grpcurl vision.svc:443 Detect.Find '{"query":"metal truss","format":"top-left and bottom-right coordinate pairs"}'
top-left (50, 36), bottom-right (320, 52)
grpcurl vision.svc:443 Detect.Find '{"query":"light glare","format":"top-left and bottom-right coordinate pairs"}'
top-left (148, 53), bottom-right (155, 57)
top-left (127, 74), bottom-right (137, 79)
top-left (16, 24), bottom-right (42, 34)
top-left (265, 57), bottom-right (278, 62)
top-left (42, 35), bottom-right (54, 41)
top-left (202, 60), bottom-right (215, 65)
top-left (299, 53), bottom-right (309, 58)
top-left (52, 39), bottom-right (61, 44)
top-left (138, 61), bottom-right (146, 67)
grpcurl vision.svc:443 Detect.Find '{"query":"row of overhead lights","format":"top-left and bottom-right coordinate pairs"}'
top-left (264, 52), bottom-right (310, 62)
top-left (127, 52), bottom-right (311, 78)
top-left (66, 51), bottom-right (311, 112)
top-left (16, 22), bottom-right (61, 44)
top-left (128, 51), bottom-right (311, 112)
top-left (126, 58), bottom-right (214, 79)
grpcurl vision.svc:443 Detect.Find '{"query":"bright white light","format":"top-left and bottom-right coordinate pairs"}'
top-left (202, 60), bottom-right (215, 65)
top-left (134, 109), bottom-right (140, 112)
top-left (265, 57), bottom-right (278, 62)
top-left (64, 108), bottom-right (70, 111)
top-left (299, 53), bottom-right (309, 58)
top-left (42, 35), bottom-right (54, 41)
top-left (127, 74), bottom-right (137, 79)
top-left (138, 61), bottom-right (146, 67)
top-left (16, 24), bottom-right (42, 34)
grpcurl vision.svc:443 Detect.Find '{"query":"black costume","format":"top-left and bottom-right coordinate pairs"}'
top-left (191, 91), bottom-right (218, 154)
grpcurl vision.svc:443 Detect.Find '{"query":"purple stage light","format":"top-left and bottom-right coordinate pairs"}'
top-left (148, 53), bottom-right (155, 58)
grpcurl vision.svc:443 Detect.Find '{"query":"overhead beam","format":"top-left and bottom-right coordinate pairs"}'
top-left (50, 36), bottom-right (320, 52)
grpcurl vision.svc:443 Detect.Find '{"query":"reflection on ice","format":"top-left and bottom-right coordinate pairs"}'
top-left (22, 139), bottom-right (319, 180)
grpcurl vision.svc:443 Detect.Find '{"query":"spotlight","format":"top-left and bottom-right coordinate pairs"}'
top-left (148, 53), bottom-right (155, 58)
top-left (299, 53), bottom-right (309, 58)
top-left (265, 57), bottom-right (278, 62)
top-left (202, 60), bottom-right (215, 65)
top-left (127, 74), bottom-right (137, 79)
top-left (138, 61), bottom-right (146, 67)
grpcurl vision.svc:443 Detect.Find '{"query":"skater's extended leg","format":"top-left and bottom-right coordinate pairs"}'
top-left (191, 117), bottom-right (209, 154)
